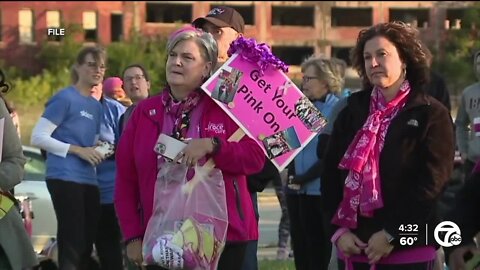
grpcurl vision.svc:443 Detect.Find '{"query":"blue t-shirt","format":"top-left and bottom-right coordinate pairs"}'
top-left (43, 86), bottom-right (102, 186)
top-left (96, 97), bottom-right (126, 204)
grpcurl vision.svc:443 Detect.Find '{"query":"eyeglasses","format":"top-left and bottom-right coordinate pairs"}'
top-left (86, 61), bottom-right (107, 71)
top-left (302, 76), bottom-right (319, 83)
top-left (124, 74), bottom-right (145, 83)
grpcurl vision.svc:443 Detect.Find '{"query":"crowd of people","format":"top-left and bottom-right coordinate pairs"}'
top-left (0, 5), bottom-right (479, 270)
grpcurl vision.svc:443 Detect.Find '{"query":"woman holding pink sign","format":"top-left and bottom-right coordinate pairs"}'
top-left (321, 21), bottom-right (454, 270)
top-left (114, 26), bottom-right (265, 270)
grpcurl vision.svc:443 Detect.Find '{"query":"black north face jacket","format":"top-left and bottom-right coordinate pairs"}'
top-left (321, 88), bottom-right (454, 248)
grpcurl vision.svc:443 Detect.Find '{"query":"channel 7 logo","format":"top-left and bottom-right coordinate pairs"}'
top-left (434, 221), bottom-right (462, 247)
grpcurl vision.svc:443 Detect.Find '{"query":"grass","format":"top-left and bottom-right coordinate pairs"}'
top-left (258, 259), bottom-right (295, 270)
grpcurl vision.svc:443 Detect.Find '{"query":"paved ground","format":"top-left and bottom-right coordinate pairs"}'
top-left (257, 188), bottom-right (283, 259)
top-left (256, 188), bottom-right (339, 270)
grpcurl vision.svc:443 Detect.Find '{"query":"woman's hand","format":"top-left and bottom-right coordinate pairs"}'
top-left (337, 231), bottom-right (367, 257)
top-left (365, 230), bottom-right (394, 264)
top-left (174, 138), bottom-right (214, 167)
top-left (126, 240), bottom-right (143, 266)
top-left (69, 145), bottom-right (104, 166)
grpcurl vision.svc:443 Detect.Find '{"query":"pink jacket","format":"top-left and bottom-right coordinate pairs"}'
top-left (114, 93), bottom-right (265, 242)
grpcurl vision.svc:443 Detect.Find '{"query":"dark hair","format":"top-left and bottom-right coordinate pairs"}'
top-left (474, 50), bottom-right (480, 65)
top-left (70, 65), bottom-right (79, 84)
top-left (122, 64), bottom-right (151, 82)
top-left (0, 69), bottom-right (15, 114)
top-left (0, 69), bottom-right (10, 94)
top-left (76, 46), bottom-right (107, 65)
top-left (351, 21), bottom-right (431, 91)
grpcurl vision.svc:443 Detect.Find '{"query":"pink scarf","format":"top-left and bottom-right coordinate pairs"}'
top-left (161, 88), bottom-right (202, 140)
top-left (332, 80), bottom-right (411, 228)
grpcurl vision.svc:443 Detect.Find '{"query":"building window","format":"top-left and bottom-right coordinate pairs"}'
top-left (209, 5), bottom-right (255, 25)
top-left (83, 11), bottom-right (97, 42)
top-left (46, 10), bottom-right (62, 41)
top-left (389, 8), bottom-right (430, 28)
top-left (272, 46), bottom-right (314, 65)
top-left (110, 13), bottom-right (123, 42)
top-left (146, 3), bottom-right (191, 23)
top-left (19, 9), bottom-right (34, 43)
top-left (331, 8), bottom-right (372, 27)
top-left (446, 8), bottom-right (467, 29)
top-left (272, 6), bottom-right (315, 27)
top-left (331, 46), bottom-right (353, 66)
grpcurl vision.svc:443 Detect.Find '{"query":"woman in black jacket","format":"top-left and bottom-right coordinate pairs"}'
top-left (321, 21), bottom-right (454, 269)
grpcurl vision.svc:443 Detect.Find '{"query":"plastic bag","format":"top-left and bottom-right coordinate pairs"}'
top-left (143, 162), bottom-right (228, 270)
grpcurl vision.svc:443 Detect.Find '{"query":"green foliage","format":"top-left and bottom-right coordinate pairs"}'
top-left (106, 31), bottom-right (168, 95)
top-left (36, 24), bottom-right (83, 74)
top-left (432, 2), bottom-right (480, 96)
top-left (7, 68), bottom-right (72, 107)
top-left (258, 259), bottom-right (294, 270)
top-left (8, 27), bottom-right (168, 109)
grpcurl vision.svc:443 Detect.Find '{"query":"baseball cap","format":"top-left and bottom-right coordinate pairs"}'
top-left (192, 6), bottom-right (245, 34)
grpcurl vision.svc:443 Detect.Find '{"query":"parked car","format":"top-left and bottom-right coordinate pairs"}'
top-left (15, 145), bottom-right (57, 253)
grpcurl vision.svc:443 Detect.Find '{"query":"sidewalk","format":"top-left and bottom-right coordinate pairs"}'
top-left (258, 246), bottom-right (279, 260)
top-left (257, 188), bottom-right (282, 260)
top-left (258, 188), bottom-right (279, 205)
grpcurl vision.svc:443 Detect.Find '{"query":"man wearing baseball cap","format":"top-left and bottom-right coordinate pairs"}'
top-left (193, 7), bottom-right (287, 270)
top-left (192, 6), bottom-right (245, 68)
top-left (194, 9), bottom-right (256, 269)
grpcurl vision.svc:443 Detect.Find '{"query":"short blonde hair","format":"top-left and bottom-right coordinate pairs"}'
top-left (301, 55), bottom-right (345, 95)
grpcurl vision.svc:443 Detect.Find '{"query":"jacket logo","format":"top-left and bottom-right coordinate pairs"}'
top-left (208, 8), bottom-right (225, 16)
top-left (206, 122), bottom-right (226, 134)
top-left (407, 119), bottom-right (419, 127)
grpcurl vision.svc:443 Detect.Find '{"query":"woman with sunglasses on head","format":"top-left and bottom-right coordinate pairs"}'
top-left (31, 47), bottom-right (106, 269)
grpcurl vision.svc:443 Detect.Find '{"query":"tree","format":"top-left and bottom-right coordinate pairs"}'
top-left (432, 2), bottom-right (480, 98)
top-left (36, 23), bottom-right (83, 76)
top-left (106, 30), bottom-right (167, 94)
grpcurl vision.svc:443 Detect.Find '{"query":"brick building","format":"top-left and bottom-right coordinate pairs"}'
top-left (0, 1), bottom-right (475, 77)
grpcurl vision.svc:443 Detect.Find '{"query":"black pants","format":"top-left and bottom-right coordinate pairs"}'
top-left (47, 179), bottom-right (100, 270)
top-left (464, 159), bottom-right (476, 181)
top-left (287, 194), bottom-right (331, 270)
top-left (218, 242), bottom-right (248, 270)
top-left (241, 193), bottom-right (258, 270)
top-left (338, 259), bottom-right (435, 270)
top-left (0, 245), bottom-right (12, 270)
top-left (95, 204), bottom-right (123, 270)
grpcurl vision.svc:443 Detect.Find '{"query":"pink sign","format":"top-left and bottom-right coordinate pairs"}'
top-left (201, 53), bottom-right (327, 171)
